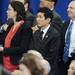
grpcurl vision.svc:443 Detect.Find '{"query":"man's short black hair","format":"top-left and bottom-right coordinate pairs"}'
top-left (38, 7), bottom-right (53, 21)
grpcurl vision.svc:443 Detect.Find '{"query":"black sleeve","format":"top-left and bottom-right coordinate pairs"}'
top-left (3, 25), bottom-right (33, 55)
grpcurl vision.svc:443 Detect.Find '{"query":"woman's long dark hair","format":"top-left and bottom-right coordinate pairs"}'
top-left (10, 1), bottom-right (26, 21)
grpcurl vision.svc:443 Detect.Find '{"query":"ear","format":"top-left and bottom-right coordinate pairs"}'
top-left (46, 18), bottom-right (51, 23)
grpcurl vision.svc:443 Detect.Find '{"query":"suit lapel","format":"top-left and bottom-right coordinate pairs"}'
top-left (41, 26), bottom-right (53, 48)
top-left (34, 30), bottom-right (43, 44)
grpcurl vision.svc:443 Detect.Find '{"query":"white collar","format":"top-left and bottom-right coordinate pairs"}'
top-left (50, 8), bottom-right (54, 11)
top-left (72, 21), bottom-right (75, 24)
top-left (41, 24), bottom-right (50, 34)
top-left (70, 20), bottom-right (75, 24)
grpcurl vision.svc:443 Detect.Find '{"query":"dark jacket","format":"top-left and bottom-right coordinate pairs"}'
top-left (25, 11), bottom-right (34, 27)
top-left (30, 24), bottom-right (61, 75)
top-left (2, 22), bottom-right (32, 65)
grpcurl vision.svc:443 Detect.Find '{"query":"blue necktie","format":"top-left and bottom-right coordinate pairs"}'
top-left (63, 21), bottom-right (73, 62)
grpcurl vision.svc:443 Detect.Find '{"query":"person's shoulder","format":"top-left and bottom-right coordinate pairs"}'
top-left (51, 26), bottom-right (61, 36)
top-left (26, 11), bottom-right (34, 18)
top-left (62, 19), bottom-right (70, 28)
top-left (52, 10), bottom-right (62, 25)
top-left (51, 26), bottom-right (59, 33)
top-left (63, 19), bottom-right (70, 24)
top-left (21, 22), bottom-right (32, 31)
top-left (53, 10), bottom-right (61, 19)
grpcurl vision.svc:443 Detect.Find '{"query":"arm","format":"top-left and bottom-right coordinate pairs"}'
top-left (0, 25), bottom-right (33, 55)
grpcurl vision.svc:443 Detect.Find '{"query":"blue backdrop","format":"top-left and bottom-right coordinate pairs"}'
top-left (55, 0), bottom-right (71, 21)
top-left (0, 0), bottom-right (71, 25)
top-left (0, 0), bottom-right (9, 24)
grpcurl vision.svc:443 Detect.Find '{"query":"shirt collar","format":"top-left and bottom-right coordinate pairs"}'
top-left (73, 21), bottom-right (75, 24)
top-left (41, 24), bottom-right (50, 34)
top-left (70, 20), bottom-right (75, 24)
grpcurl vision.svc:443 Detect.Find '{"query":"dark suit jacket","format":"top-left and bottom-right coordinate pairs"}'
top-left (30, 24), bottom-right (61, 75)
top-left (62, 20), bottom-right (70, 47)
top-left (62, 20), bottom-right (72, 75)
top-left (63, 20), bottom-right (70, 36)
top-left (52, 10), bottom-right (64, 62)
top-left (25, 11), bottom-right (34, 27)
top-left (2, 23), bottom-right (32, 65)
top-left (52, 10), bottom-right (63, 33)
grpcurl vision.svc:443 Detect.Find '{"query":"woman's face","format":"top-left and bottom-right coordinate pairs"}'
top-left (7, 4), bottom-right (16, 19)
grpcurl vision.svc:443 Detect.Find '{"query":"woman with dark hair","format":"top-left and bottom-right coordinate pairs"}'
top-left (9, 1), bottom-right (26, 21)
top-left (0, 1), bottom-right (32, 72)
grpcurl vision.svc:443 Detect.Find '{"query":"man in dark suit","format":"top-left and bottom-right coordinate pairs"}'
top-left (30, 7), bottom-right (61, 75)
top-left (40, 0), bottom-right (64, 74)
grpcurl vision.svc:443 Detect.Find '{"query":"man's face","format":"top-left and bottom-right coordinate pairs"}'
top-left (67, 1), bottom-right (75, 19)
top-left (36, 12), bottom-right (50, 28)
top-left (40, 0), bottom-right (54, 9)
top-left (68, 60), bottom-right (75, 75)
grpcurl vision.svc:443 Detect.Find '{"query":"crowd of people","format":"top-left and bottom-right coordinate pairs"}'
top-left (0, 0), bottom-right (75, 75)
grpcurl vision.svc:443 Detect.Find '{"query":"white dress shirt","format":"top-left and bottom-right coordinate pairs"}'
top-left (41, 24), bottom-right (50, 39)
top-left (67, 20), bottom-right (75, 57)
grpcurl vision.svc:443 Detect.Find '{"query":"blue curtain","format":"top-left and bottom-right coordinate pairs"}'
top-left (0, 0), bottom-right (9, 25)
top-left (0, 0), bottom-right (72, 25)
top-left (29, 0), bottom-right (71, 21)
top-left (55, 0), bottom-right (71, 21)
top-left (29, 0), bottom-right (40, 16)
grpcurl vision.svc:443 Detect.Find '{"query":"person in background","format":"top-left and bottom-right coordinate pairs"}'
top-left (40, 1), bottom-right (64, 74)
top-left (23, 0), bottom-right (34, 27)
top-left (32, 1), bottom-right (64, 70)
top-left (0, 1), bottom-right (32, 72)
top-left (63, 0), bottom-right (75, 75)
